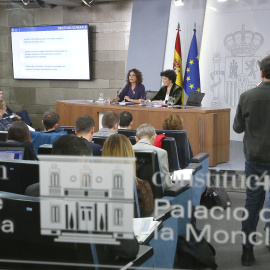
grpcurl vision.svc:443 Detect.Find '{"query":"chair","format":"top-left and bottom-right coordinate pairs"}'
top-left (38, 144), bottom-right (53, 155)
top-left (0, 159), bottom-right (39, 195)
top-left (118, 129), bottom-right (137, 137)
top-left (92, 136), bottom-right (108, 146)
top-left (161, 137), bottom-right (180, 172)
top-left (30, 130), bottom-right (67, 155)
top-left (0, 131), bottom-right (7, 141)
top-left (155, 130), bottom-right (192, 169)
top-left (58, 126), bottom-right (76, 135)
top-left (0, 141), bottom-right (36, 160)
top-left (128, 136), bottom-right (136, 145)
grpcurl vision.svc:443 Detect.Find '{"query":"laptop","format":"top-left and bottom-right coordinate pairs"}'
top-left (0, 147), bottom-right (25, 160)
top-left (186, 92), bottom-right (205, 106)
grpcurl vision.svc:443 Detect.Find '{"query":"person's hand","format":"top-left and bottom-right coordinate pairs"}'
top-left (124, 96), bottom-right (131, 101)
top-left (14, 114), bottom-right (22, 120)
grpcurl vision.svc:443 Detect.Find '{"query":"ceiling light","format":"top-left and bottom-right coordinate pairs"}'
top-left (174, 0), bottom-right (184, 6)
top-left (82, 0), bottom-right (95, 7)
top-left (21, 0), bottom-right (30, 5)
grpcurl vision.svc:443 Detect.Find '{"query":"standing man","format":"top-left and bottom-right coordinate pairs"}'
top-left (75, 115), bottom-right (102, 156)
top-left (233, 55), bottom-right (270, 266)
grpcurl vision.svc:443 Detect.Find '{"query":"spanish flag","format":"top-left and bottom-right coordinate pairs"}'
top-left (173, 25), bottom-right (184, 104)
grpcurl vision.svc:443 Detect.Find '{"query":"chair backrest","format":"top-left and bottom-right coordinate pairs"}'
top-left (128, 136), bottom-right (136, 145)
top-left (0, 159), bottom-right (39, 194)
top-left (156, 130), bottom-right (191, 168)
top-left (30, 130), bottom-right (67, 155)
top-left (38, 144), bottom-right (53, 155)
top-left (118, 129), bottom-right (137, 137)
top-left (0, 131), bottom-right (7, 141)
top-left (134, 150), bottom-right (164, 199)
top-left (58, 126), bottom-right (76, 135)
top-left (161, 137), bottom-right (180, 172)
top-left (92, 136), bottom-right (108, 146)
top-left (0, 141), bottom-right (36, 161)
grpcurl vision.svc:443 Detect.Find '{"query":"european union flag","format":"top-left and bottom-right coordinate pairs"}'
top-left (183, 29), bottom-right (201, 96)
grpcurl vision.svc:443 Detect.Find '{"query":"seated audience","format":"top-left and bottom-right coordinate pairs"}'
top-left (133, 123), bottom-right (173, 188)
top-left (119, 111), bottom-right (133, 129)
top-left (42, 111), bottom-right (64, 132)
top-left (75, 115), bottom-right (102, 156)
top-left (0, 89), bottom-right (32, 126)
top-left (93, 111), bottom-right (119, 137)
top-left (150, 70), bottom-right (183, 105)
top-left (2, 121), bottom-right (36, 160)
top-left (162, 113), bottom-right (193, 159)
top-left (112, 69), bottom-right (146, 103)
top-left (102, 134), bottom-right (154, 217)
top-left (0, 99), bottom-right (14, 131)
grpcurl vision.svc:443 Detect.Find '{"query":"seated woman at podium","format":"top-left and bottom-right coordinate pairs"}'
top-left (112, 69), bottom-right (146, 103)
top-left (151, 69), bottom-right (183, 105)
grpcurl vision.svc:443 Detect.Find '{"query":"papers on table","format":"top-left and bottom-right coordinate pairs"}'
top-left (133, 217), bottom-right (162, 244)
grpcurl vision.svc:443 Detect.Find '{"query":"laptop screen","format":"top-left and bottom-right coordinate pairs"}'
top-left (0, 147), bottom-right (24, 160)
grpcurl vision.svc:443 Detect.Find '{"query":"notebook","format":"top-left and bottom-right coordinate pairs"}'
top-left (186, 92), bottom-right (205, 106)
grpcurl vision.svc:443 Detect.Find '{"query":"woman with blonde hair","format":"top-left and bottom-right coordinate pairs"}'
top-left (103, 134), bottom-right (154, 217)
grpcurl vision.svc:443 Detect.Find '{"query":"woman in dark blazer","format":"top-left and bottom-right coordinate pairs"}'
top-left (151, 69), bottom-right (183, 105)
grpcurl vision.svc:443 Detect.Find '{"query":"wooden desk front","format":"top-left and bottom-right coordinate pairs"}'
top-left (55, 100), bottom-right (231, 167)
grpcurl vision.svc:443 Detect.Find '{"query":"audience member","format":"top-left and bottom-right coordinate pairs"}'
top-left (0, 89), bottom-right (32, 126)
top-left (133, 123), bottom-right (173, 188)
top-left (112, 69), bottom-right (146, 103)
top-left (0, 99), bottom-right (14, 131)
top-left (233, 55), bottom-right (270, 266)
top-left (2, 121), bottom-right (36, 160)
top-left (150, 69), bottom-right (183, 105)
top-left (75, 115), bottom-right (102, 156)
top-left (93, 111), bottom-right (119, 137)
top-left (119, 111), bottom-right (133, 129)
top-left (7, 121), bottom-right (31, 143)
top-left (42, 111), bottom-right (63, 132)
top-left (102, 134), bottom-right (154, 217)
top-left (159, 113), bottom-right (194, 159)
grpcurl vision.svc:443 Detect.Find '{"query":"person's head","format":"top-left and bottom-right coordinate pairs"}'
top-left (42, 111), bottom-right (60, 131)
top-left (0, 89), bottom-right (3, 100)
top-left (102, 134), bottom-right (136, 180)
top-left (162, 114), bottom-right (184, 130)
top-left (75, 115), bottom-right (95, 140)
top-left (160, 70), bottom-right (176, 86)
top-left (259, 55), bottom-right (270, 80)
top-left (52, 134), bottom-right (92, 156)
top-left (136, 123), bottom-right (156, 145)
top-left (102, 134), bottom-right (135, 158)
top-left (7, 121), bottom-right (31, 142)
top-left (119, 111), bottom-right (133, 129)
top-left (102, 111), bottom-right (119, 133)
top-left (126, 68), bottom-right (143, 86)
top-left (0, 99), bottom-right (6, 117)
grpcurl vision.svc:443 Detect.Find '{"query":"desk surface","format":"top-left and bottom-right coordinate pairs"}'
top-left (55, 100), bottom-right (231, 167)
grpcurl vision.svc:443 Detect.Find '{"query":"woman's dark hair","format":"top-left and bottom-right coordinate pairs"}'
top-left (126, 69), bottom-right (143, 86)
top-left (7, 121), bottom-right (31, 142)
top-left (160, 69), bottom-right (176, 84)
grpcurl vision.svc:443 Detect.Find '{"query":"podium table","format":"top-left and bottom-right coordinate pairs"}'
top-left (55, 100), bottom-right (230, 167)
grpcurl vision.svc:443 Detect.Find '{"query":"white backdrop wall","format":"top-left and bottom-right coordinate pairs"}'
top-left (200, 0), bottom-right (270, 141)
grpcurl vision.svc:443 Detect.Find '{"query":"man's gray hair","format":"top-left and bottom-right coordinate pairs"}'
top-left (136, 123), bottom-right (156, 140)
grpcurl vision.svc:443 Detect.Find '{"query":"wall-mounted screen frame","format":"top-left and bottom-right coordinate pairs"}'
top-left (11, 24), bottom-right (90, 80)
